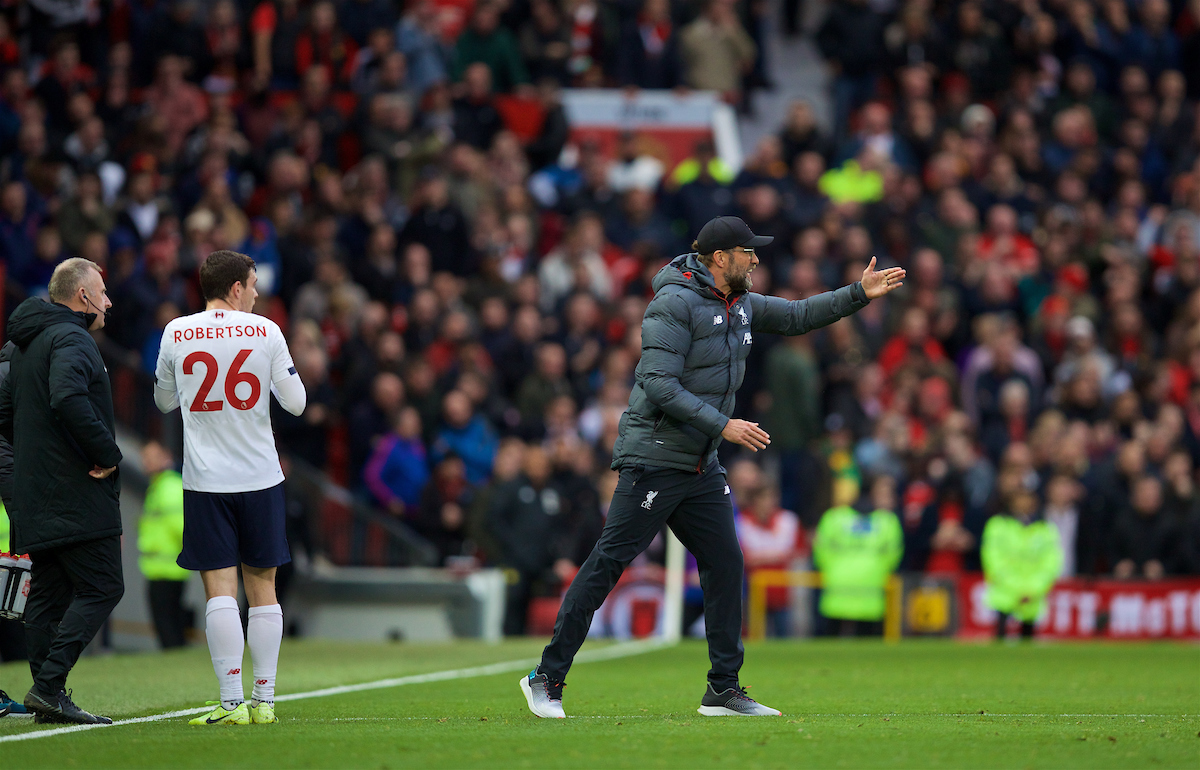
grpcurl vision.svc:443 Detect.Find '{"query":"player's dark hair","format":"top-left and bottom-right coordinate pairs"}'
top-left (200, 250), bottom-right (256, 302)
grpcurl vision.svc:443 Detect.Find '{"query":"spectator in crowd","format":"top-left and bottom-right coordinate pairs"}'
top-left (812, 476), bottom-right (903, 636)
top-left (273, 337), bottom-right (335, 471)
top-left (737, 485), bottom-right (805, 637)
top-left (400, 171), bottom-right (475, 276)
top-left (678, 0), bottom-right (757, 106)
top-left (817, 0), bottom-right (886, 137)
top-left (519, 0), bottom-right (572, 86)
top-left (348, 371), bottom-right (405, 485)
top-left (1042, 473), bottom-right (1084, 577)
top-left (765, 333), bottom-right (822, 524)
top-left (981, 487), bottom-right (1063, 640)
top-left (1111, 475), bottom-right (1174, 579)
top-left (144, 55), bottom-right (208, 161)
top-left (486, 445), bottom-right (578, 635)
top-left (138, 440), bottom-right (190, 650)
top-left (365, 406), bottom-right (430, 517)
top-left (296, 1), bottom-right (358, 85)
top-left (614, 0), bottom-right (681, 89)
top-left (432, 389), bottom-right (498, 485)
top-left (413, 453), bottom-right (472, 565)
top-left (395, 0), bottom-right (448, 96)
top-left (453, 2), bottom-right (529, 93)
top-left (607, 132), bottom-right (664, 194)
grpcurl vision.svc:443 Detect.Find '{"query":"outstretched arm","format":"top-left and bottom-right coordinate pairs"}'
top-left (750, 257), bottom-right (905, 336)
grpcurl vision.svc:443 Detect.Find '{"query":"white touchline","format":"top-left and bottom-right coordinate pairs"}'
top-left (0, 639), bottom-right (671, 744)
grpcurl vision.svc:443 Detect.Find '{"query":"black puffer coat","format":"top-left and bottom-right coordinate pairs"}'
top-left (0, 299), bottom-right (122, 553)
top-left (611, 253), bottom-right (870, 473)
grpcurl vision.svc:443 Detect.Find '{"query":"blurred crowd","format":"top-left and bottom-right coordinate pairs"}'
top-left (0, 0), bottom-right (1199, 634)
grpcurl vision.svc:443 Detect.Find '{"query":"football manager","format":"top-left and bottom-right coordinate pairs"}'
top-left (522, 216), bottom-right (905, 718)
top-left (0, 258), bottom-right (124, 725)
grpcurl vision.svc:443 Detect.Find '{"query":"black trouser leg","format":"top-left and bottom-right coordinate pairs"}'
top-left (147, 580), bottom-right (188, 649)
top-left (30, 536), bottom-right (124, 695)
top-left (995, 613), bottom-right (1010, 640)
top-left (23, 550), bottom-right (73, 686)
top-left (665, 468), bottom-right (744, 691)
top-left (1019, 621), bottom-right (1035, 640)
top-left (540, 465), bottom-right (686, 682)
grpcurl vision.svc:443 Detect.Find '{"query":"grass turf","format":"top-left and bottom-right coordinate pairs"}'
top-left (1, 639), bottom-right (1197, 768)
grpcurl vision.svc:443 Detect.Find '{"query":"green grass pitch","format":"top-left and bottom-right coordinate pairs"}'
top-left (1, 639), bottom-right (1197, 768)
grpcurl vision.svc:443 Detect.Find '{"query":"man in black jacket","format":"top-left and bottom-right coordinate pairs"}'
top-left (520, 216), bottom-right (905, 719)
top-left (487, 446), bottom-right (581, 635)
top-left (0, 258), bottom-right (124, 725)
top-left (816, 0), bottom-right (886, 138)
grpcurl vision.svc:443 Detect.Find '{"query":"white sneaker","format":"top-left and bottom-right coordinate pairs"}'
top-left (520, 669), bottom-right (566, 718)
top-left (697, 684), bottom-right (782, 716)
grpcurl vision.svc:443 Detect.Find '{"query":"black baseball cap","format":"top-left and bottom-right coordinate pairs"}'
top-left (695, 216), bottom-right (774, 255)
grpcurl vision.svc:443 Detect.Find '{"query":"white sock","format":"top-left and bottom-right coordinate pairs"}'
top-left (205, 596), bottom-right (245, 710)
top-left (247, 604), bottom-right (283, 707)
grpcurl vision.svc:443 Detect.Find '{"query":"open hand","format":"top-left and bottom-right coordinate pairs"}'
top-left (860, 257), bottom-right (906, 299)
top-left (721, 419), bottom-right (771, 452)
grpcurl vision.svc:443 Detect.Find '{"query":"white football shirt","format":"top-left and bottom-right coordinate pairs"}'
top-left (154, 309), bottom-right (305, 493)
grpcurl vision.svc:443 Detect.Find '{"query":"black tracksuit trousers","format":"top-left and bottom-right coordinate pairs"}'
top-left (540, 460), bottom-right (744, 690)
top-left (24, 535), bottom-right (124, 695)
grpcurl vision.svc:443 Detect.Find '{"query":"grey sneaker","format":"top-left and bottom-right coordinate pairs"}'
top-left (697, 684), bottom-right (781, 716)
top-left (520, 669), bottom-right (566, 718)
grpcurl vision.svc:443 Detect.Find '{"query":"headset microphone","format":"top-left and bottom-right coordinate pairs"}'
top-left (82, 291), bottom-right (107, 318)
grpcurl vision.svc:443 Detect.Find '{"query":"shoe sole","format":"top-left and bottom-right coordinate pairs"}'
top-left (518, 676), bottom-right (565, 719)
top-left (697, 705), bottom-right (782, 717)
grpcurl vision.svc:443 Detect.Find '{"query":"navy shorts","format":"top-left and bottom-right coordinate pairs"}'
top-left (179, 483), bottom-right (291, 571)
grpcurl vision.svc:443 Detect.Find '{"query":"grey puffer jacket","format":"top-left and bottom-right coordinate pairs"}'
top-left (611, 253), bottom-right (870, 473)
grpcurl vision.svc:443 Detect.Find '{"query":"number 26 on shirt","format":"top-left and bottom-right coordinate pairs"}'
top-left (183, 349), bottom-right (261, 412)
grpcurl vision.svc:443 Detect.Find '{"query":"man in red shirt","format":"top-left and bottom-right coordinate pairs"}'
top-left (736, 485), bottom-right (805, 637)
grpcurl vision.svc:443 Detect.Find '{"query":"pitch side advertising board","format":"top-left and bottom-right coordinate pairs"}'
top-left (957, 575), bottom-right (1200, 640)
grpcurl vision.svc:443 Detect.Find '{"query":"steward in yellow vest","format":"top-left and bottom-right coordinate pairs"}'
top-left (139, 441), bottom-right (191, 649)
top-left (981, 488), bottom-right (1063, 640)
